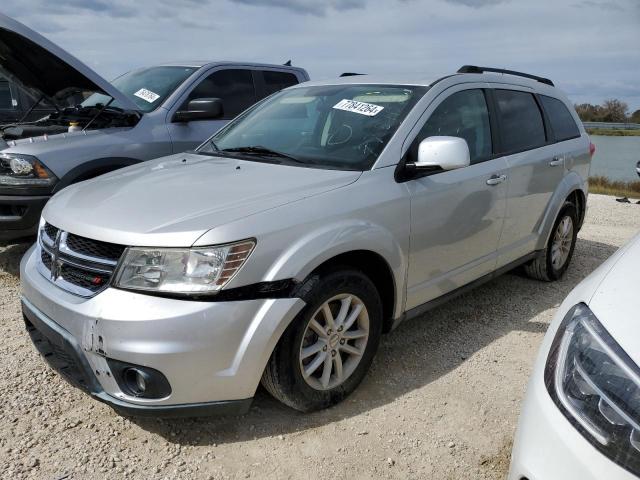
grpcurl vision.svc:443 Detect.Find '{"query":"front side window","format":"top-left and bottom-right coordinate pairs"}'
top-left (495, 89), bottom-right (546, 153)
top-left (186, 69), bottom-right (256, 119)
top-left (83, 66), bottom-right (197, 112)
top-left (540, 95), bottom-right (580, 142)
top-left (199, 84), bottom-right (426, 170)
top-left (411, 89), bottom-right (492, 165)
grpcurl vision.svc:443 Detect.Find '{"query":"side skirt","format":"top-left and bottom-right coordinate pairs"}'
top-left (390, 251), bottom-right (540, 330)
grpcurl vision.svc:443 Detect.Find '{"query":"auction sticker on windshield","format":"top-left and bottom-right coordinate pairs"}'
top-left (333, 99), bottom-right (384, 116)
top-left (134, 88), bottom-right (160, 103)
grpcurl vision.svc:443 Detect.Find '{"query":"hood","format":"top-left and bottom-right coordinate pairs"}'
top-left (588, 232), bottom-right (640, 364)
top-left (43, 153), bottom-right (362, 247)
top-left (0, 13), bottom-right (138, 111)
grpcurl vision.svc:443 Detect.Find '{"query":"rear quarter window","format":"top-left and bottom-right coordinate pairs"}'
top-left (540, 95), bottom-right (580, 142)
top-left (495, 89), bottom-right (546, 154)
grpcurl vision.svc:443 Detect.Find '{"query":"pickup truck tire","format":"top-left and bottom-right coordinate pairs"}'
top-left (261, 268), bottom-right (382, 412)
top-left (524, 202), bottom-right (578, 281)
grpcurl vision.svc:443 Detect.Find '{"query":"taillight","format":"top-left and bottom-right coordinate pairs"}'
top-left (589, 142), bottom-right (596, 157)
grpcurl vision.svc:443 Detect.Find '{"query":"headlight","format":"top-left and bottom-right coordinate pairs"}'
top-left (113, 240), bottom-right (255, 295)
top-left (0, 153), bottom-right (57, 186)
top-left (545, 303), bottom-right (640, 476)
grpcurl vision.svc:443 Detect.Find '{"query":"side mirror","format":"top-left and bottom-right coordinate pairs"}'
top-left (414, 136), bottom-right (470, 172)
top-left (173, 98), bottom-right (223, 122)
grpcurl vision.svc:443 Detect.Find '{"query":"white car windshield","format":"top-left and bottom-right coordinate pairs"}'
top-left (199, 84), bottom-right (427, 170)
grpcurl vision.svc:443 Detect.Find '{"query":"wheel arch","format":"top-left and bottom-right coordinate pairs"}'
top-left (537, 171), bottom-right (587, 250)
top-left (52, 157), bottom-right (142, 193)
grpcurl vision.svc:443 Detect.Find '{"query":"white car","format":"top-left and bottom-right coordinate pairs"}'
top-left (509, 232), bottom-right (640, 479)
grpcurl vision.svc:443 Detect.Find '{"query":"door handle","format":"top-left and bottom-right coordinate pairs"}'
top-left (549, 156), bottom-right (564, 167)
top-left (486, 174), bottom-right (507, 186)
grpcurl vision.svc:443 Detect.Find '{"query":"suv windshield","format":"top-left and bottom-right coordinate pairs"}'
top-left (199, 84), bottom-right (426, 170)
top-left (82, 66), bottom-right (197, 112)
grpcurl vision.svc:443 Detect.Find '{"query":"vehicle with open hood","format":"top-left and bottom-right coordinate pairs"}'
top-left (21, 66), bottom-right (592, 416)
top-left (0, 13), bottom-right (309, 243)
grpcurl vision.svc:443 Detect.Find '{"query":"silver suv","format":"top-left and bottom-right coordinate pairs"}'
top-left (21, 66), bottom-right (592, 416)
top-left (0, 13), bottom-right (308, 243)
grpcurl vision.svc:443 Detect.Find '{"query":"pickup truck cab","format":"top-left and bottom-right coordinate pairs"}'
top-left (21, 66), bottom-right (592, 416)
top-left (0, 13), bottom-right (308, 243)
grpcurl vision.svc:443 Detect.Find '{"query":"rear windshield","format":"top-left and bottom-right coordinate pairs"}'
top-left (83, 66), bottom-right (197, 112)
top-left (199, 84), bottom-right (427, 170)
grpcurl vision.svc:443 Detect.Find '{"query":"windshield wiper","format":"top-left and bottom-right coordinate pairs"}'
top-left (222, 146), bottom-right (305, 163)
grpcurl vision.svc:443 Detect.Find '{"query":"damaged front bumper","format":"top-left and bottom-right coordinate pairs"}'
top-left (20, 244), bottom-right (305, 417)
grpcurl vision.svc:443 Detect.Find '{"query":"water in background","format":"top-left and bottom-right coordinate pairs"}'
top-left (590, 135), bottom-right (640, 182)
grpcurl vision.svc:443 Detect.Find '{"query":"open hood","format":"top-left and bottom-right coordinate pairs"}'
top-left (0, 13), bottom-right (139, 111)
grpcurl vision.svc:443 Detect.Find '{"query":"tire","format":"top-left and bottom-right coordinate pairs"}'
top-left (261, 268), bottom-right (383, 412)
top-left (524, 202), bottom-right (578, 281)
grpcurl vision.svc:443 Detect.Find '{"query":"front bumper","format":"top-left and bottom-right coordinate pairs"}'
top-left (0, 194), bottom-right (49, 244)
top-left (509, 357), bottom-right (636, 480)
top-left (20, 244), bottom-right (305, 416)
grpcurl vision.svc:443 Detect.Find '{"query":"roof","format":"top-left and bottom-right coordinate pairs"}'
top-left (154, 60), bottom-right (308, 72)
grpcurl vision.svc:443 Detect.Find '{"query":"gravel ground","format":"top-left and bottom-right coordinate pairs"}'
top-left (1, 193), bottom-right (639, 480)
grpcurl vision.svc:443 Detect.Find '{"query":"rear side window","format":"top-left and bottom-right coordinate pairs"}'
top-left (412, 89), bottom-right (492, 165)
top-left (262, 71), bottom-right (299, 96)
top-left (187, 69), bottom-right (257, 119)
top-left (495, 89), bottom-right (546, 153)
top-left (540, 95), bottom-right (580, 141)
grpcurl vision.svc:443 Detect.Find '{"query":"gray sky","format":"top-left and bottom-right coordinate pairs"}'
top-left (2, 0), bottom-right (639, 110)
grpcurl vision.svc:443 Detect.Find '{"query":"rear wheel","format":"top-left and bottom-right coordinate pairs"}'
top-left (524, 202), bottom-right (578, 281)
top-left (261, 269), bottom-right (382, 412)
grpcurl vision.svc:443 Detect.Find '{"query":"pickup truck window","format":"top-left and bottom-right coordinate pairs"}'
top-left (202, 84), bottom-right (426, 170)
top-left (262, 71), bottom-right (299, 97)
top-left (186, 69), bottom-right (257, 119)
top-left (83, 66), bottom-right (197, 112)
top-left (0, 80), bottom-right (15, 110)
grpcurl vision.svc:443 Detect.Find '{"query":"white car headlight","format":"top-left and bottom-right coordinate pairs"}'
top-left (545, 303), bottom-right (640, 476)
top-left (114, 240), bottom-right (255, 295)
top-left (0, 153), bottom-right (57, 186)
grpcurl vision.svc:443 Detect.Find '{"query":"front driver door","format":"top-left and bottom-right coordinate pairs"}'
top-left (404, 86), bottom-right (508, 310)
top-left (166, 68), bottom-right (258, 153)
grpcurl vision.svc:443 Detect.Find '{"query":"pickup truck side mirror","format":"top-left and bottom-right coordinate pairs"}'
top-left (413, 136), bottom-right (470, 172)
top-left (173, 98), bottom-right (224, 122)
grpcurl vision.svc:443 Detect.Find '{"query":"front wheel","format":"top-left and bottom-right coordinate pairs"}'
top-left (261, 269), bottom-right (382, 412)
top-left (524, 202), bottom-right (578, 281)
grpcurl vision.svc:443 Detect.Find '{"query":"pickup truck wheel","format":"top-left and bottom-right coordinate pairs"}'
top-left (524, 202), bottom-right (578, 281)
top-left (261, 269), bottom-right (382, 412)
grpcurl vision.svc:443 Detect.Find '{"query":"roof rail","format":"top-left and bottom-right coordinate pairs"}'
top-left (457, 65), bottom-right (554, 87)
top-left (340, 72), bottom-right (365, 77)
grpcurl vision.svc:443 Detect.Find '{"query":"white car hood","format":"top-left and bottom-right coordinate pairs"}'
top-left (43, 153), bottom-right (361, 247)
top-left (589, 232), bottom-right (640, 364)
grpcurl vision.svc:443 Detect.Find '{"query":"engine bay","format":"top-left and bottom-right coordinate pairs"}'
top-left (0, 104), bottom-right (140, 141)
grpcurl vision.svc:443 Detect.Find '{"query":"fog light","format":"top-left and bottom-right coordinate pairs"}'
top-left (107, 358), bottom-right (172, 399)
top-left (124, 368), bottom-right (150, 396)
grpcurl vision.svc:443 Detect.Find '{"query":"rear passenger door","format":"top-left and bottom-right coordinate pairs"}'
top-left (166, 68), bottom-right (258, 153)
top-left (491, 88), bottom-right (564, 268)
top-left (405, 86), bottom-right (509, 309)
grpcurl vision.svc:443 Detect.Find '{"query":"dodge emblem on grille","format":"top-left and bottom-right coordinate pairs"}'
top-left (50, 231), bottom-right (63, 280)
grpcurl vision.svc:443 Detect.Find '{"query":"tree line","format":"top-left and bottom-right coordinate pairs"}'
top-left (575, 99), bottom-right (640, 124)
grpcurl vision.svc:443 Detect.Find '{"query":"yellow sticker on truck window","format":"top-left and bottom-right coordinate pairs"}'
top-left (333, 99), bottom-right (384, 116)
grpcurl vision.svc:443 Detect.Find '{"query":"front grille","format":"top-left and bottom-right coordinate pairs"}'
top-left (43, 223), bottom-right (59, 241)
top-left (38, 222), bottom-right (126, 297)
top-left (66, 233), bottom-right (126, 262)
